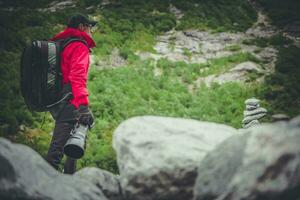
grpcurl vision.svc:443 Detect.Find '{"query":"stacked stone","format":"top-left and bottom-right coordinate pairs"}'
top-left (242, 97), bottom-right (267, 128)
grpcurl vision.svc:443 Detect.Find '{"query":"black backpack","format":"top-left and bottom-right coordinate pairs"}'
top-left (20, 38), bottom-right (87, 112)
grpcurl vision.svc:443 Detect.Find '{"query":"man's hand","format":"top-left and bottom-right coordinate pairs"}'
top-left (78, 105), bottom-right (94, 128)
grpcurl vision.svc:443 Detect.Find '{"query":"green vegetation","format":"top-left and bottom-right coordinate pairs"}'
top-left (257, 0), bottom-right (300, 29)
top-left (225, 44), bottom-right (242, 52)
top-left (259, 45), bottom-right (300, 117)
top-left (173, 0), bottom-right (257, 32)
top-left (0, 0), bottom-right (52, 8)
top-left (242, 34), bottom-right (293, 48)
top-left (91, 0), bottom-right (176, 59)
top-left (182, 48), bottom-right (192, 58)
top-left (156, 52), bottom-right (260, 84)
top-left (1, 0), bottom-right (299, 175)
top-left (91, 0), bottom-right (257, 62)
top-left (0, 0), bottom-right (258, 135)
top-left (79, 59), bottom-right (260, 173)
top-left (239, 27), bottom-right (300, 118)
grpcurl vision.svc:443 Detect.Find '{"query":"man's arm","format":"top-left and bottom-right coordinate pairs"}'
top-left (68, 42), bottom-right (94, 127)
top-left (68, 42), bottom-right (90, 109)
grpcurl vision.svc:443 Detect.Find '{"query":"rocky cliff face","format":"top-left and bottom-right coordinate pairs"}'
top-left (1, 115), bottom-right (300, 200)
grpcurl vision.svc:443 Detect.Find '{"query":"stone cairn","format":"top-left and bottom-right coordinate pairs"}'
top-left (242, 97), bottom-right (267, 128)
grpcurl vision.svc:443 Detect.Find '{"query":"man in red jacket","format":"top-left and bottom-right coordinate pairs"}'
top-left (45, 14), bottom-right (97, 174)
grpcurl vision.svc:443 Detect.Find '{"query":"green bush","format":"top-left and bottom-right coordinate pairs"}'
top-left (174, 0), bottom-right (257, 32)
top-left (73, 56), bottom-right (262, 172)
top-left (257, 0), bottom-right (300, 28)
top-left (0, 50), bottom-right (33, 135)
top-left (225, 44), bottom-right (242, 52)
top-left (259, 45), bottom-right (300, 117)
top-left (242, 34), bottom-right (292, 48)
top-left (1, 0), bottom-right (52, 8)
top-left (79, 0), bottom-right (100, 6)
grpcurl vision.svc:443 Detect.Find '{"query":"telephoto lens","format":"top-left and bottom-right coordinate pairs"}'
top-left (63, 123), bottom-right (89, 159)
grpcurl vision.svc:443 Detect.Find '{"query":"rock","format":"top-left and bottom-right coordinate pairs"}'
top-left (246, 104), bottom-right (259, 110)
top-left (291, 115), bottom-right (300, 126)
top-left (169, 4), bottom-right (184, 20)
top-left (201, 41), bottom-right (224, 54)
top-left (283, 21), bottom-right (300, 37)
top-left (38, 0), bottom-right (76, 12)
top-left (245, 97), bottom-right (260, 106)
top-left (194, 116), bottom-right (300, 200)
top-left (140, 30), bottom-right (252, 64)
top-left (242, 98), bottom-right (267, 128)
top-left (86, 6), bottom-right (95, 10)
top-left (271, 114), bottom-right (290, 122)
top-left (113, 116), bottom-right (237, 200)
top-left (137, 3), bottom-right (279, 70)
top-left (197, 73), bottom-right (242, 86)
top-left (0, 138), bottom-right (108, 200)
top-left (243, 119), bottom-right (259, 129)
top-left (195, 61), bottom-right (264, 87)
top-left (243, 107), bottom-right (267, 117)
top-left (229, 61), bottom-right (261, 73)
top-left (95, 48), bottom-right (127, 69)
top-left (245, 1), bottom-right (278, 39)
top-left (19, 124), bottom-right (26, 131)
top-left (193, 133), bottom-right (250, 200)
top-left (100, 0), bottom-right (113, 7)
top-left (75, 167), bottom-right (122, 200)
top-left (242, 112), bottom-right (266, 125)
top-left (154, 41), bottom-right (170, 54)
top-left (256, 47), bottom-right (278, 66)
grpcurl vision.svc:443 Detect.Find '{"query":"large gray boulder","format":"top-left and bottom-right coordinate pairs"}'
top-left (113, 116), bottom-right (237, 200)
top-left (75, 167), bottom-right (123, 200)
top-left (194, 116), bottom-right (300, 200)
top-left (0, 138), bottom-right (108, 200)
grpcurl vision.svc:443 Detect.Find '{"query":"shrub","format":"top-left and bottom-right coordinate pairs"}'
top-left (257, 0), bottom-right (300, 28)
top-left (259, 45), bottom-right (300, 117)
top-left (174, 0), bottom-right (257, 32)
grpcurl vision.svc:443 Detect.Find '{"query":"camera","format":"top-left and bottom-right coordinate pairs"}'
top-left (63, 123), bottom-right (89, 159)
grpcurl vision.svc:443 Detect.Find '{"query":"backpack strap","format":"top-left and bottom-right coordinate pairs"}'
top-left (45, 37), bottom-right (89, 109)
top-left (61, 37), bottom-right (89, 51)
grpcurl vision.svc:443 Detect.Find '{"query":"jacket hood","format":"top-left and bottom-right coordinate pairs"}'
top-left (51, 27), bottom-right (96, 48)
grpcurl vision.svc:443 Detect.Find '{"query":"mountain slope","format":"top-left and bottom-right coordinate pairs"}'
top-left (0, 0), bottom-right (299, 173)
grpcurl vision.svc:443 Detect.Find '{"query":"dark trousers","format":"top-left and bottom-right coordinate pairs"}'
top-left (46, 103), bottom-right (79, 174)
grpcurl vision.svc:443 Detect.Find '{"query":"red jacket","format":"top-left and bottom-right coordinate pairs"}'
top-left (51, 28), bottom-right (96, 109)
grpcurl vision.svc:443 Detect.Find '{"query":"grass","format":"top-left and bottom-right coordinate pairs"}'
top-left (225, 44), bottom-right (242, 52)
top-left (182, 48), bottom-right (192, 58)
